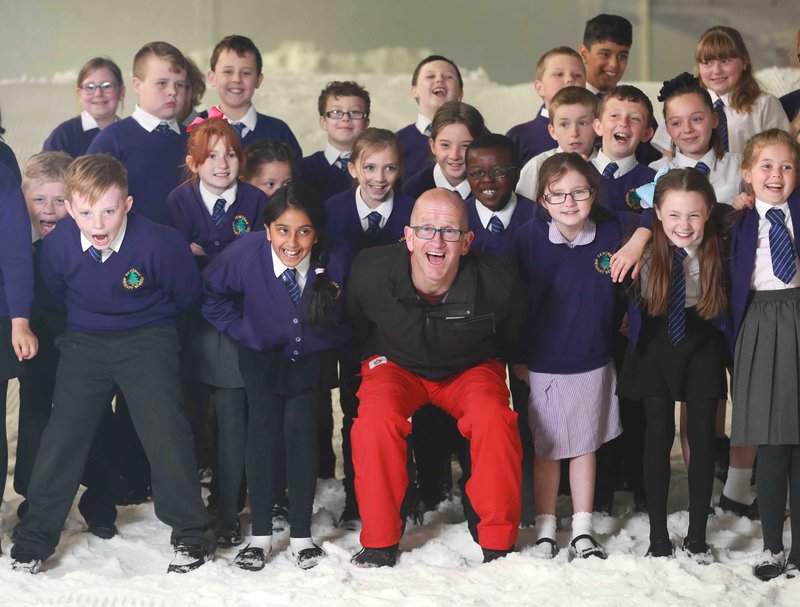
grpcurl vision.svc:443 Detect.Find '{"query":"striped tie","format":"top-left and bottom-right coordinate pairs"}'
top-left (766, 207), bottom-right (797, 284)
top-left (282, 268), bottom-right (300, 305)
top-left (667, 247), bottom-right (688, 345)
top-left (211, 198), bottom-right (226, 226)
top-left (334, 153), bottom-right (351, 172)
top-left (602, 162), bottom-right (618, 180)
top-left (232, 122), bottom-right (245, 138)
top-left (423, 124), bottom-right (432, 137)
top-left (365, 211), bottom-right (382, 235)
top-left (87, 246), bottom-right (103, 263)
top-left (695, 162), bottom-right (710, 175)
top-left (154, 122), bottom-right (173, 136)
top-left (488, 215), bottom-right (504, 233)
top-left (713, 99), bottom-right (728, 152)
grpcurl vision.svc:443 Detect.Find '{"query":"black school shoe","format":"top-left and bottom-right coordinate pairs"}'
top-left (718, 494), bottom-right (759, 520)
top-left (680, 539), bottom-right (714, 566)
top-left (167, 543), bottom-right (213, 573)
top-left (295, 544), bottom-right (326, 570)
top-left (216, 519), bottom-right (243, 548)
top-left (569, 534), bottom-right (607, 560)
top-left (754, 552), bottom-right (785, 582)
top-left (482, 547), bottom-right (511, 563)
top-left (645, 538), bottom-right (674, 557)
top-left (87, 520), bottom-right (118, 540)
top-left (10, 550), bottom-right (43, 574)
top-left (351, 544), bottom-right (398, 568)
top-left (234, 544), bottom-right (269, 571)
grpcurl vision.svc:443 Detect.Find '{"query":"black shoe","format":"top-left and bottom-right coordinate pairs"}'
top-left (754, 552), bottom-right (785, 582)
top-left (785, 561), bottom-right (798, 579)
top-left (88, 520), bottom-right (118, 540)
top-left (295, 544), bottom-right (326, 570)
top-left (271, 502), bottom-right (289, 533)
top-left (680, 539), bottom-right (714, 565)
top-left (645, 539), bottom-right (674, 557)
top-left (10, 551), bottom-right (42, 574)
top-left (569, 534), bottom-right (607, 559)
top-left (718, 494), bottom-right (759, 520)
top-left (234, 544), bottom-right (269, 571)
top-left (167, 544), bottom-right (212, 573)
top-left (351, 544), bottom-right (398, 568)
top-left (532, 537), bottom-right (558, 559)
top-left (482, 547), bottom-right (511, 563)
top-left (216, 519), bottom-right (243, 548)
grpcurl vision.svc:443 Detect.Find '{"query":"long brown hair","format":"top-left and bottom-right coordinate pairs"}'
top-left (643, 168), bottom-right (726, 320)
top-left (695, 26), bottom-right (760, 114)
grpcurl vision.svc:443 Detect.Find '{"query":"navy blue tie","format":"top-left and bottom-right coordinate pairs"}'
top-left (232, 122), bottom-right (245, 138)
top-left (488, 215), bottom-right (504, 233)
top-left (282, 268), bottom-right (300, 305)
top-left (602, 162), bottom-right (618, 180)
top-left (365, 211), bottom-right (382, 235)
top-left (87, 246), bottom-right (103, 263)
top-left (766, 207), bottom-right (797, 284)
top-left (423, 124), bottom-right (432, 137)
top-left (154, 122), bottom-right (174, 136)
top-left (695, 161), bottom-right (710, 175)
top-left (334, 154), bottom-right (351, 172)
top-left (668, 247), bottom-right (688, 345)
top-left (211, 198), bottom-right (226, 226)
top-left (713, 99), bottom-right (728, 152)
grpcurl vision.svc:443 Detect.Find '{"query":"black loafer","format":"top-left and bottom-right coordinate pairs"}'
top-left (167, 543), bottom-right (212, 573)
top-left (718, 494), bottom-right (759, 520)
top-left (88, 520), bottom-right (118, 540)
top-left (234, 544), bottom-right (269, 571)
top-left (482, 547), bottom-right (511, 563)
top-left (754, 553), bottom-right (785, 582)
top-left (296, 544), bottom-right (326, 570)
top-left (10, 551), bottom-right (42, 574)
top-left (645, 539), bottom-right (674, 557)
top-left (351, 544), bottom-right (398, 568)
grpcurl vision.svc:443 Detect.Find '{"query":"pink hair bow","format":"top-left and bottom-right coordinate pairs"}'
top-left (186, 106), bottom-right (226, 132)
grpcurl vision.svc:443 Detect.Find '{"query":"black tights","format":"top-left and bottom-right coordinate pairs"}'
top-left (642, 396), bottom-right (717, 543)
top-left (756, 445), bottom-right (800, 563)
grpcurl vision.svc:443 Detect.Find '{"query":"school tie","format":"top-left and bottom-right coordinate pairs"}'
top-left (232, 122), bottom-right (246, 138)
top-left (423, 124), bottom-right (432, 137)
top-left (602, 162), bottom-right (618, 180)
top-left (694, 161), bottom-right (711, 175)
top-left (667, 247), bottom-right (688, 345)
top-left (211, 198), bottom-right (226, 226)
top-left (713, 99), bottom-right (729, 152)
top-left (488, 215), bottom-right (504, 233)
top-left (334, 153), bottom-right (351, 172)
top-left (365, 211), bottom-right (382, 235)
top-left (87, 246), bottom-right (104, 263)
top-left (595, 91), bottom-right (605, 100)
top-left (154, 122), bottom-right (174, 136)
top-left (282, 268), bottom-right (300, 305)
top-left (766, 207), bottom-right (798, 284)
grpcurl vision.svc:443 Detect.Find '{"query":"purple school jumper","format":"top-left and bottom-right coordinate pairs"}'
top-left (324, 188), bottom-right (413, 253)
top-left (43, 116), bottom-right (99, 158)
top-left (396, 123), bottom-right (434, 180)
top-left (592, 163), bottom-right (656, 214)
top-left (506, 107), bottom-right (556, 167)
top-left (466, 195), bottom-right (536, 260)
top-left (298, 151), bottom-right (353, 201)
top-left (0, 162), bottom-right (33, 320)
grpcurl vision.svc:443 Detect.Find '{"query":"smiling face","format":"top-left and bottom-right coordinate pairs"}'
top-left (249, 161), bottom-right (292, 199)
top-left (466, 147), bottom-right (518, 212)
top-left (66, 185), bottom-right (132, 250)
top-left (594, 97), bottom-right (653, 160)
top-left (207, 49), bottom-right (263, 119)
top-left (266, 206), bottom-right (318, 268)
top-left (191, 135), bottom-right (239, 196)
top-left (579, 40), bottom-right (629, 92)
top-left (548, 103), bottom-right (597, 158)
top-left (133, 56), bottom-right (187, 121)
top-left (742, 143), bottom-right (798, 205)
top-left (541, 169), bottom-right (594, 241)
top-left (655, 189), bottom-right (711, 248)
top-left (534, 54), bottom-right (586, 107)
top-left (411, 60), bottom-right (463, 119)
top-left (430, 123), bottom-right (472, 186)
top-left (349, 145), bottom-right (399, 208)
top-left (319, 94), bottom-right (369, 151)
top-left (664, 93), bottom-right (717, 160)
top-left (697, 56), bottom-right (745, 97)
top-left (77, 66), bottom-right (124, 128)
top-left (404, 190), bottom-right (473, 296)
top-left (24, 180), bottom-right (68, 239)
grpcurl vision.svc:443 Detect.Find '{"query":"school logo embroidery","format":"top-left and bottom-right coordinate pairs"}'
top-left (625, 188), bottom-right (642, 210)
top-left (232, 215), bottom-right (251, 236)
top-left (594, 251), bottom-right (613, 275)
top-left (122, 268), bottom-right (144, 290)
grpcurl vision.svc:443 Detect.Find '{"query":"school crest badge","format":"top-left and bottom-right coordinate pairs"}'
top-left (625, 188), bottom-right (642, 210)
top-left (594, 251), bottom-right (612, 275)
top-left (122, 268), bottom-right (144, 290)
top-left (232, 215), bottom-right (251, 236)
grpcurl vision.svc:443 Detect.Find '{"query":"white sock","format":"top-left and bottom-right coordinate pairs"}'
top-left (290, 536), bottom-right (315, 554)
top-left (535, 514), bottom-right (557, 541)
top-left (722, 467), bottom-right (755, 504)
top-left (571, 512), bottom-right (595, 552)
top-left (249, 535), bottom-right (273, 552)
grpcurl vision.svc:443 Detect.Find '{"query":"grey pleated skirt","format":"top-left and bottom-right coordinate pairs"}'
top-left (732, 288), bottom-right (800, 446)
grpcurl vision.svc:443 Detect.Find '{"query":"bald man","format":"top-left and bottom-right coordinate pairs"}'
top-left (346, 188), bottom-right (527, 567)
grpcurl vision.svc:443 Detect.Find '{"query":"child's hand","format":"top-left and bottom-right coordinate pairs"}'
top-left (611, 227), bottom-right (651, 283)
top-left (512, 364), bottom-right (530, 386)
top-left (11, 317), bottom-right (38, 361)
top-left (731, 192), bottom-right (754, 211)
top-left (190, 242), bottom-right (207, 256)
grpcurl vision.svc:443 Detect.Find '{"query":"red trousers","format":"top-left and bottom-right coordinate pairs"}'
top-left (352, 357), bottom-right (522, 550)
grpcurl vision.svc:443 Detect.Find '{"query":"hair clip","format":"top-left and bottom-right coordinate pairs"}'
top-left (635, 165), bottom-right (671, 209)
top-left (186, 105), bottom-right (226, 132)
top-left (657, 72), bottom-right (699, 102)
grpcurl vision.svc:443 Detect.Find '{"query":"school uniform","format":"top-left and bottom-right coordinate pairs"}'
top-left (43, 111), bottom-right (110, 158)
top-left (0, 163), bottom-right (33, 504)
top-left (780, 89), bottom-right (800, 122)
top-left (591, 151), bottom-right (656, 214)
top-left (506, 105), bottom-right (556, 167)
top-left (651, 91), bottom-right (789, 155)
top-left (402, 163), bottom-right (471, 201)
top-left (0, 138), bottom-right (21, 183)
top-left (203, 232), bottom-right (351, 537)
top-left (396, 114), bottom-right (434, 180)
top-left (517, 147), bottom-right (599, 201)
top-left (650, 148), bottom-right (743, 205)
top-left (201, 105), bottom-right (302, 159)
top-left (11, 212), bottom-right (213, 563)
top-left (87, 106), bottom-right (188, 225)
top-left (298, 145), bottom-right (354, 201)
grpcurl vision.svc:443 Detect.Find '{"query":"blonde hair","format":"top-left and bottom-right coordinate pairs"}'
top-left (22, 151), bottom-right (72, 192)
top-left (695, 26), bottom-right (760, 113)
top-left (741, 129), bottom-right (800, 197)
top-left (65, 155), bottom-right (128, 205)
top-left (535, 46), bottom-right (583, 80)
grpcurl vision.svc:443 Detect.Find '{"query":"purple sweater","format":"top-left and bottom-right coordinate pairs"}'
top-left (43, 116), bottom-right (99, 158)
top-left (166, 180), bottom-right (267, 268)
top-left (0, 162), bottom-right (33, 319)
top-left (298, 151), bottom-right (353, 201)
top-left (39, 212), bottom-right (201, 333)
top-left (466, 195), bottom-right (537, 260)
top-left (506, 107), bottom-right (556, 167)
top-left (87, 117), bottom-right (188, 225)
top-left (396, 123), bottom-right (434, 180)
top-left (593, 163), bottom-right (656, 214)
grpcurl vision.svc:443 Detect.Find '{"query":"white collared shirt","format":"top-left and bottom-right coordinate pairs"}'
top-left (433, 163), bottom-right (471, 199)
top-left (650, 148), bottom-right (743, 205)
top-left (80, 111), bottom-right (104, 132)
top-left (548, 218), bottom-right (596, 248)
top-left (271, 246), bottom-right (311, 295)
top-left (324, 143), bottom-right (351, 166)
top-left (475, 192), bottom-right (518, 231)
top-left (355, 187), bottom-right (393, 231)
top-left (640, 242), bottom-right (701, 307)
top-left (415, 113), bottom-right (432, 136)
top-left (751, 199), bottom-right (800, 290)
top-left (80, 215), bottom-right (127, 262)
top-left (585, 82), bottom-right (602, 96)
top-left (199, 181), bottom-right (238, 216)
top-left (592, 150), bottom-right (638, 179)
top-left (131, 105), bottom-right (180, 134)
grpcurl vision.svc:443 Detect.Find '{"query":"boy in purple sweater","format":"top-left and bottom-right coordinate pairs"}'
top-left (11, 155), bottom-right (213, 575)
